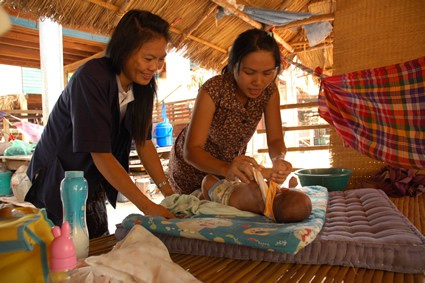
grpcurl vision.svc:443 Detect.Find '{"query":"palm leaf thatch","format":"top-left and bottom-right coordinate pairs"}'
top-left (1, 0), bottom-right (335, 74)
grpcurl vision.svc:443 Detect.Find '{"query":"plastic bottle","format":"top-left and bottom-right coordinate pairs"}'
top-left (60, 171), bottom-right (89, 259)
top-left (49, 221), bottom-right (77, 283)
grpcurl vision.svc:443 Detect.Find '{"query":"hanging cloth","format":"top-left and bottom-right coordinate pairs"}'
top-left (216, 4), bottom-right (332, 47)
top-left (244, 6), bottom-right (333, 47)
top-left (318, 56), bottom-right (425, 169)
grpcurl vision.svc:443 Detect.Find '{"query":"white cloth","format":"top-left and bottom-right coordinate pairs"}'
top-left (70, 225), bottom-right (200, 283)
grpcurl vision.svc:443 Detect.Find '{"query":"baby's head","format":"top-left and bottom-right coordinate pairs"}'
top-left (273, 189), bottom-right (312, 223)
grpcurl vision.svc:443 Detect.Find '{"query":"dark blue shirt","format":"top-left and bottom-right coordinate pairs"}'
top-left (26, 57), bottom-right (150, 224)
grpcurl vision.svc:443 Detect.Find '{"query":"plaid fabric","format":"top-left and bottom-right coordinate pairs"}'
top-left (318, 56), bottom-right (425, 169)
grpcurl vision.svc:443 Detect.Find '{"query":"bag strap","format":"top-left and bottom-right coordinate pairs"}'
top-left (0, 213), bottom-right (40, 252)
top-left (0, 211), bottom-right (51, 282)
top-left (25, 223), bottom-right (51, 282)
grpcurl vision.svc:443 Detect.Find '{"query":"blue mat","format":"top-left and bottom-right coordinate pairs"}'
top-left (122, 185), bottom-right (328, 254)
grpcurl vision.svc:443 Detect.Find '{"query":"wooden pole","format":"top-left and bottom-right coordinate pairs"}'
top-left (276, 13), bottom-right (334, 31)
top-left (64, 50), bottom-right (104, 73)
top-left (175, 3), bottom-right (218, 48)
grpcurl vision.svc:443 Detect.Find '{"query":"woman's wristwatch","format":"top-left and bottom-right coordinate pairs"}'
top-left (272, 152), bottom-right (286, 162)
top-left (156, 180), bottom-right (169, 189)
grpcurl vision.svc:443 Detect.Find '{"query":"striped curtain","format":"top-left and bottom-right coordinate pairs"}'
top-left (319, 56), bottom-right (425, 169)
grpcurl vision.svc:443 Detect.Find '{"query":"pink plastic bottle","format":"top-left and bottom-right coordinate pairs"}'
top-left (49, 221), bottom-right (77, 282)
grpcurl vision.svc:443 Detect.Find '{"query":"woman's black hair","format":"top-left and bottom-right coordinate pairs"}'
top-left (222, 29), bottom-right (281, 75)
top-left (105, 10), bottom-right (170, 147)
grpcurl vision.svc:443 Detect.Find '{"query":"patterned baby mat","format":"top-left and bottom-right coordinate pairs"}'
top-left (119, 185), bottom-right (328, 254)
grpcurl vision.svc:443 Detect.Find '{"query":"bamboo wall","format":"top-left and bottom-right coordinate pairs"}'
top-left (333, 0), bottom-right (425, 75)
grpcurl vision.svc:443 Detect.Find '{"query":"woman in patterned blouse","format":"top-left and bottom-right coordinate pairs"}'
top-left (168, 29), bottom-right (293, 195)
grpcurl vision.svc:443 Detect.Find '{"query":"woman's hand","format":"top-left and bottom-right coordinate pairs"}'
top-left (143, 202), bottom-right (175, 219)
top-left (270, 158), bottom-right (293, 185)
top-left (226, 155), bottom-right (261, 184)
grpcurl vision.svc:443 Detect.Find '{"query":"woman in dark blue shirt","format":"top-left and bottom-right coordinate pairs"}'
top-left (26, 10), bottom-right (175, 238)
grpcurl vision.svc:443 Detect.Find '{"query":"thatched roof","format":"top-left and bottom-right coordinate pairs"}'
top-left (1, 0), bottom-right (335, 74)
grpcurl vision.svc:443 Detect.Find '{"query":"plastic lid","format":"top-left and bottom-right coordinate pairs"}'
top-left (50, 222), bottom-right (77, 271)
top-left (64, 171), bottom-right (84, 178)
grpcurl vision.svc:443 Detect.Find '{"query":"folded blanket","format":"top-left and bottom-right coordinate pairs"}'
top-left (121, 185), bottom-right (328, 254)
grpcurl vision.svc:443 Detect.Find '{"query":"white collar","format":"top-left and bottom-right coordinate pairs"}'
top-left (116, 75), bottom-right (134, 105)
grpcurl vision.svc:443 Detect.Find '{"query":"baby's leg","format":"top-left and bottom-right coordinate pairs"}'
top-left (201, 175), bottom-right (220, 200)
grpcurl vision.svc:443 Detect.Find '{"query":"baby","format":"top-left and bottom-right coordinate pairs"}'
top-left (201, 168), bottom-right (312, 223)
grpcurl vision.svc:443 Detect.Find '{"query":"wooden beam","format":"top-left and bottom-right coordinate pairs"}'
top-left (290, 38), bottom-right (333, 46)
top-left (273, 34), bottom-right (294, 53)
top-left (211, 0), bottom-right (294, 53)
top-left (276, 13), bottom-right (334, 31)
top-left (175, 3), bottom-right (218, 48)
top-left (0, 57), bottom-right (40, 68)
top-left (3, 26), bottom-right (105, 53)
top-left (84, 0), bottom-right (119, 11)
top-left (280, 101), bottom-right (318, 110)
top-left (211, 0), bottom-right (262, 28)
top-left (258, 145), bottom-right (329, 153)
top-left (63, 53), bottom-right (92, 62)
top-left (294, 42), bottom-right (332, 54)
top-left (170, 26), bottom-right (227, 54)
top-left (0, 44), bottom-right (40, 60)
top-left (62, 36), bottom-right (106, 48)
top-left (2, 29), bottom-right (39, 43)
top-left (0, 37), bottom-right (39, 50)
top-left (6, 25), bottom-right (39, 35)
top-left (257, 124), bottom-right (329, 134)
top-left (62, 42), bottom-right (104, 54)
top-left (64, 50), bottom-right (104, 73)
top-left (1, 109), bottom-right (43, 115)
